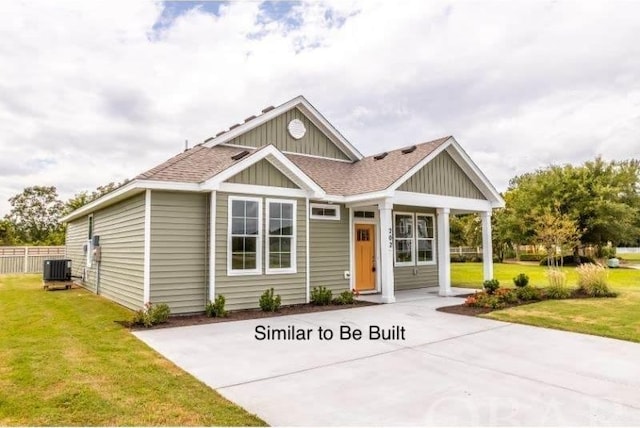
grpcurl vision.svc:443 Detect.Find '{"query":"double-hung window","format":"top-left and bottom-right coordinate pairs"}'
top-left (229, 197), bottom-right (262, 275)
top-left (394, 212), bottom-right (436, 266)
top-left (266, 199), bottom-right (296, 274)
top-left (416, 214), bottom-right (435, 265)
top-left (394, 213), bottom-right (414, 266)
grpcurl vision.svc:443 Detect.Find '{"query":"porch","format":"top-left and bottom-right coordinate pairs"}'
top-left (356, 286), bottom-right (476, 304)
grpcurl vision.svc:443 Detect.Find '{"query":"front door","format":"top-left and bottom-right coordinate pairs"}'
top-left (355, 224), bottom-right (376, 291)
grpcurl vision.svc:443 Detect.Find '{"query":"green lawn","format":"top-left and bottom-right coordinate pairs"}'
top-left (619, 252), bottom-right (640, 262)
top-left (0, 275), bottom-right (265, 426)
top-left (452, 262), bottom-right (640, 342)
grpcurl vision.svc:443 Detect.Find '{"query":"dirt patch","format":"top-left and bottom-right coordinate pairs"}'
top-left (125, 300), bottom-right (377, 330)
top-left (436, 305), bottom-right (494, 317)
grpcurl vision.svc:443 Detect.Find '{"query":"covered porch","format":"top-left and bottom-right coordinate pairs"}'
top-left (348, 194), bottom-right (495, 303)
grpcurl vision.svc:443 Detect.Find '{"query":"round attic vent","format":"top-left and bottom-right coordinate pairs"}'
top-left (287, 119), bottom-right (306, 140)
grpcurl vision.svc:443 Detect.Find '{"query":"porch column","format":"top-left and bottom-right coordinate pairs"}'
top-left (481, 211), bottom-right (493, 281)
top-left (436, 207), bottom-right (452, 296)
top-left (378, 199), bottom-right (395, 303)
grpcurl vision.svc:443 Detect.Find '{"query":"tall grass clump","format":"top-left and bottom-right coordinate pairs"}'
top-left (576, 263), bottom-right (616, 297)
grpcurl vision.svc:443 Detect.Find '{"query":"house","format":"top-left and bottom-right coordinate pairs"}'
top-left (61, 95), bottom-right (505, 314)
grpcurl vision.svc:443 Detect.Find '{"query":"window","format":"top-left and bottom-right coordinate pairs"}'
top-left (266, 199), bottom-right (296, 274)
top-left (354, 210), bottom-right (375, 219)
top-left (394, 212), bottom-right (437, 266)
top-left (416, 214), bottom-right (436, 264)
top-left (88, 214), bottom-right (94, 240)
top-left (86, 214), bottom-right (94, 268)
top-left (394, 213), bottom-right (414, 266)
top-left (310, 203), bottom-right (340, 220)
top-left (229, 197), bottom-right (261, 275)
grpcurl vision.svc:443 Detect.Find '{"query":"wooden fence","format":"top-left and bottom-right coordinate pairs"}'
top-left (0, 246), bottom-right (67, 275)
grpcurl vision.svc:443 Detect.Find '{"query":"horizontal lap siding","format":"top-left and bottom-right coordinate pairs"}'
top-left (393, 206), bottom-right (439, 290)
top-left (309, 204), bottom-right (350, 294)
top-left (226, 159), bottom-right (298, 188)
top-left (228, 108), bottom-right (351, 161)
top-left (93, 193), bottom-right (145, 310)
top-left (150, 191), bottom-right (208, 314)
top-left (398, 151), bottom-right (485, 199)
top-left (215, 192), bottom-right (307, 310)
top-left (66, 220), bottom-right (87, 279)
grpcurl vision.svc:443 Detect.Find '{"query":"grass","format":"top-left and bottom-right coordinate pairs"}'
top-left (619, 252), bottom-right (640, 262)
top-left (452, 262), bottom-right (640, 342)
top-left (0, 274), bottom-right (266, 426)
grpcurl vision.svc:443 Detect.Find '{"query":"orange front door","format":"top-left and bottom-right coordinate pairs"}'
top-left (355, 224), bottom-right (376, 291)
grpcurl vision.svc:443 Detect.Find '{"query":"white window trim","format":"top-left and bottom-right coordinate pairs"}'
top-left (86, 214), bottom-right (94, 268)
top-left (227, 196), bottom-right (263, 276)
top-left (266, 198), bottom-right (297, 275)
top-left (393, 211), bottom-right (415, 267)
top-left (310, 202), bottom-right (341, 220)
top-left (416, 213), bottom-right (437, 266)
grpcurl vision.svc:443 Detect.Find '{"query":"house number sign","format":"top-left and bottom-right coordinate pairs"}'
top-left (388, 228), bottom-right (393, 248)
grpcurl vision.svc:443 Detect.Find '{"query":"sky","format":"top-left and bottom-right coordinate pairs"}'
top-left (1, 0), bottom-right (639, 216)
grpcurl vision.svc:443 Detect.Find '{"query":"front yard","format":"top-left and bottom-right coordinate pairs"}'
top-left (0, 275), bottom-right (265, 426)
top-left (452, 262), bottom-right (640, 343)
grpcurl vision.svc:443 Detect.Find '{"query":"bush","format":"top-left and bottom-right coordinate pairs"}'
top-left (546, 268), bottom-right (567, 287)
top-left (494, 287), bottom-right (519, 304)
top-left (519, 254), bottom-right (544, 262)
top-left (259, 288), bottom-right (281, 312)
top-left (464, 291), bottom-right (506, 309)
top-left (131, 302), bottom-right (171, 328)
top-left (539, 255), bottom-right (595, 267)
top-left (205, 295), bottom-right (227, 318)
top-left (516, 286), bottom-right (542, 301)
top-left (544, 285), bottom-right (572, 299)
top-left (576, 264), bottom-right (615, 297)
top-left (483, 279), bottom-right (500, 295)
top-left (599, 246), bottom-right (617, 259)
top-left (450, 254), bottom-right (468, 263)
top-left (332, 290), bottom-right (355, 305)
top-left (513, 273), bottom-right (530, 288)
top-left (310, 286), bottom-right (332, 306)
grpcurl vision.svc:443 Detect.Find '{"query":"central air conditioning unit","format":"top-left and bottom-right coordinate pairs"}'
top-left (43, 259), bottom-right (72, 281)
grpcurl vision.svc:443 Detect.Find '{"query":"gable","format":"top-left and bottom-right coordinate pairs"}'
top-left (225, 159), bottom-right (300, 189)
top-left (398, 151), bottom-right (485, 199)
top-left (226, 107), bottom-right (351, 161)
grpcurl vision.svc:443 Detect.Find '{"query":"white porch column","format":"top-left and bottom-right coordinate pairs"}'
top-left (481, 211), bottom-right (493, 281)
top-left (436, 208), bottom-right (452, 296)
top-left (378, 199), bottom-right (395, 303)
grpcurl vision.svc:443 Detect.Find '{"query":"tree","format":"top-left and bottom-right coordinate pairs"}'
top-left (534, 205), bottom-right (580, 268)
top-left (65, 180), bottom-right (129, 214)
top-left (6, 186), bottom-right (65, 245)
top-left (504, 157), bottom-right (640, 255)
top-left (0, 219), bottom-right (17, 246)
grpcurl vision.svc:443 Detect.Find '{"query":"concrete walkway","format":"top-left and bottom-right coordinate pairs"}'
top-left (134, 290), bottom-right (640, 426)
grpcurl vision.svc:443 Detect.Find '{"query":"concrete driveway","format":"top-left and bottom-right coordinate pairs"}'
top-left (134, 290), bottom-right (640, 426)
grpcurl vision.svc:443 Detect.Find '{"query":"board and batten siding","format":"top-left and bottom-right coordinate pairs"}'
top-left (65, 219), bottom-right (88, 279)
top-left (91, 193), bottom-right (146, 310)
top-left (149, 191), bottom-right (208, 314)
top-left (398, 151), bottom-right (485, 199)
top-left (227, 108), bottom-right (351, 161)
top-left (215, 192), bottom-right (307, 310)
top-left (392, 205), bottom-right (439, 290)
top-left (309, 204), bottom-right (350, 294)
top-left (226, 159), bottom-right (298, 189)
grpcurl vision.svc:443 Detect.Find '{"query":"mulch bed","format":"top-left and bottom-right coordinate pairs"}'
top-left (125, 300), bottom-right (377, 330)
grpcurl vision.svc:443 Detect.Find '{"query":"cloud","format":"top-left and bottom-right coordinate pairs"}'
top-left (0, 0), bottom-right (639, 216)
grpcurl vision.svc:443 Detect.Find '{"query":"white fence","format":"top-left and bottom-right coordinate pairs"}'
top-left (617, 247), bottom-right (640, 254)
top-left (0, 246), bottom-right (67, 275)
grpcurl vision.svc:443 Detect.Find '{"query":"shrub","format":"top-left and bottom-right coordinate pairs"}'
top-left (464, 291), bottom-right (506, 309)
top-left (599, 246), bottom-right (616, 259)
top-left (450, 254), bottom-right (468, 263)
top-left (332, 290), bottom-right (355, 305)
top-left (483, 279), bottom-right (500, 295)
top-left (576, 264), bottom-right (615, 297)
top-left (259, 288), bottom-right (281, 312)
top-left (539, 255), bottom-right (595, 267)
top-left (205, 295), bottom-right (227, 318)
top-left (513, 273), bottom-right (530, 288)
top-left (519, 254), bottom-right (544, 262)
top-left (310, 286), bottom-right (332, 306)
top-left (494, 287), bottom-right (519, 304)
top-left (546, 268), bottom-right (567, 287)
top-left (516, 286), bottom-right (542, 301)
top-left (131, 302), bottom-right (171, 328)
top-left (544, 285), bottom-right (572, 299)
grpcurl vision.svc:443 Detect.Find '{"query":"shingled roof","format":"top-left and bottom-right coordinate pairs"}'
top-left (136, 136), bottom-right (450, 195)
